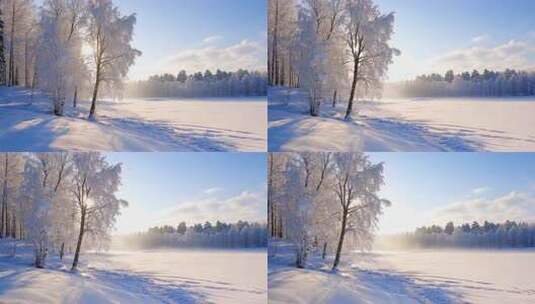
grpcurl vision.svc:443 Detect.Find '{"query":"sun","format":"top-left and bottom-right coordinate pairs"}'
top-left (81, 41), bottom-right (95, 58)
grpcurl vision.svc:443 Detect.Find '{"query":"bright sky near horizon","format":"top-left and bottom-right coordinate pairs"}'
top-left (104, 153), bottom-right (267, 235)
top-left (370, 153), bottom-right (535, 235)
top-left (375, 0), bottom-right (535, 81)
top-left (112, 0), bottom-right (267, 80)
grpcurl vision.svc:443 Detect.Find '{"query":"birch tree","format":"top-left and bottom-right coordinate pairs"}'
top-left (343, 0), bottom-right (398, 119)
top-left (86, 0), bottom-right (140, 120)
top-left (0, 4), bottom-right (6, 85)
top-left (70, 152), bottom-right (127, 271)
top-left (37, 0), bottom-right (87, 116)
top-left (330, 153), bottom-right (390, 270)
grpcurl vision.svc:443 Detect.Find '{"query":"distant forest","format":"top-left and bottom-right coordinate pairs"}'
top-left (125, 69), bottom-right (267, 98)
top-left (123, 221), bottom-right (267, 249)
top-left (386, 69), bottom-right (535, 98)
top-left (385, 220), bottom-right (535, 249)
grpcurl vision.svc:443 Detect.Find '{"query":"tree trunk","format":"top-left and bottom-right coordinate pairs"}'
top-left (24, 34), bottom-right (29, 87)
top-left (1, 154), bottom-right (8, 238)
top-left (268, 156), bottom-right (275, 237)
top-left (89, 70), bottom-right (100, 119)
top-left (345, 60), bottom-right (359, 120)
top-left (35, 237), bottom-right (47, 268)
top-left (332, 90), bottom-right (337, 108)
top-left (73, 86), bottom-right (78, 108)
top-left (296, 238), bottom-right (307, 268)
top-left (322, 242), bottom-right (328, 260)
top-left (59, 242), bottom-right (65, 260)
top-left (332, 207), bottom-right (348, 271)
top-left (30, 67), bottom-right (37, 104)
top-left (8, 1), bottom-right (15, 87)
top-left (71, 207), bottom-right (86, 271)
top-left (271, 0), bottom-right (279, 86)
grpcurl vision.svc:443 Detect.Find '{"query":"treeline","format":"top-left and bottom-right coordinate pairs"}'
top-left (124, 221), bottom-right (267, 249)
top-left (0, 153), bottom-right (126, 270)
top-left (125, 69), bottom-right (267, 98)
top-left (386, 69), bottom-right (535, 98)
top-left (389, 220), bottom-right (535, 249)
top-left (0, 0), bottom-right (140, 119)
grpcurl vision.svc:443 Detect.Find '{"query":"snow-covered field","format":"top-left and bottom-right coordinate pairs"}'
top-left (0, 87), bottom-right (266, 152)
top-left (269, 243), bottom-right (535, 303)
top-left (0, 243), bottom-right (267, 304)
top-left (268, 87), bottom-right (535, 152)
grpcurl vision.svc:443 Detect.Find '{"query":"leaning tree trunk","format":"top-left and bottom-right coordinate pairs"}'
top-left (59, 242), bottom-right (65, 260)
top-left (345, 60), bottom-right (359, 120)
top-left (73, 86), bottom-right (78, 108)
top-left (332, 90), bottom-right (337, 108)
top-left (89, 74), bottom-right (100, 119)
top-left (332, 207), bottom-right (348, 271)
top-left (71, 206), bottom-right (86, 271)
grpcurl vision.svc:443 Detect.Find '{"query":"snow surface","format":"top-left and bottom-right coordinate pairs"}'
top-left (269, 241), bottom-right (535, 304)
top-left (0, 87), bottom-right (266, 152)
top-left (268, 87), bottom-right (535, 152)
top-left (0, 242), bottom-right (267, 304)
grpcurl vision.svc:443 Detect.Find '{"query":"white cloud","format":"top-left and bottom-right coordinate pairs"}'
top-left (203, 35), bottom-right (223, 44)
top-left (431, 191), bottom-right (535, 225)
top-left (160, 39), bottom-right (267, 73)
top-left (430, 39), bottom-right (535, 72)
top-left (471, 34), bottom-right (490, 44)
top-left (155, 191), bottom-right (266, 226)
top-left (472, 187), bottom-right (490, 195)
top-left (204, 187), bottom-right (223, 194)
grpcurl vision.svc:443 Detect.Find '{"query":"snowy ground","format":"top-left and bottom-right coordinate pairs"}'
top-left (268, 87), bottom-right (535, 152)
top-left (269, 242), bottom-right (535, 304)
top-left (0, 242), bottom-right (267, 304)
top-left (0, 87), bottom-right (266, 152)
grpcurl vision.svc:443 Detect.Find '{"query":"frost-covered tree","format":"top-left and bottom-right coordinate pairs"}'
top-left (0, 5), bottom-right (6, 85)
top-left (0, 153), bottom-right (24, 239)
top-left (36, 0), bottom-right (87, 115)
top-left (1, 0), bottom-right (35, 87)
top-left (330, 153), bottom-right (390, 270)
top-left (85, 0), bottom-right (140, 120)
top-left (269, 152), bottom-right (390, 270)
top-left (18, 153), bottom-right (71, 268)
top-left (342, 0), bottom-right (398, 120)
top-left (268, 0), bottom-right (297, 86)
top-left (270, 0), bottom-right (398, 117)
top-left (3, 153), bottom-right (125, 269)
top-left (70, 152), bottom-right (127, 271)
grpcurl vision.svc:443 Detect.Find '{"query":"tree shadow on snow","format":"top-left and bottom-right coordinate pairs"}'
top-left (88, 268), bottom-right (208, 304)
top-left (96, 115), bottom-right (263, 152)
top-left (355, 268), bottom-right (466, 304)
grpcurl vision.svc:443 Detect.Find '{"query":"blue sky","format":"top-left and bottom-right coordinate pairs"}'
top-left (369, 153), bottom-right (535, 234)
top-left (105, 153), bottom-right (267, 234)
top-left (375, 0), bottom-right (535, 81)
top-left (113, 0), bottom-right (267, 80)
